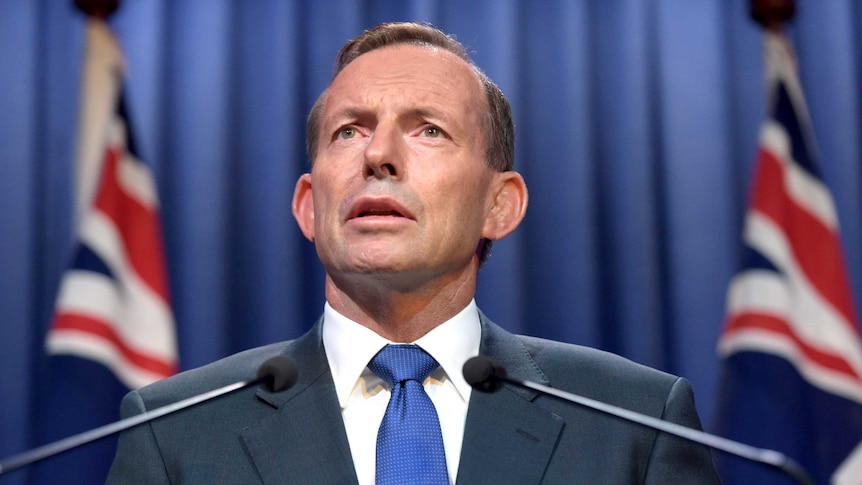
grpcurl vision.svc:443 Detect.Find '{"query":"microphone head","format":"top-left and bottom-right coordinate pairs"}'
top-left (462, 355), bottom-right (506, 393)
top-left (256, 356), bottom-right (299, 393)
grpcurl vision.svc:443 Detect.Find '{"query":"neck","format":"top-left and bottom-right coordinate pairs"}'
top-left (324, 265), bottom-right (478, 342)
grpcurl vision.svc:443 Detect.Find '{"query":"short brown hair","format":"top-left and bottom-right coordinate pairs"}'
top-left (305, 22), bottom-right (515, 263)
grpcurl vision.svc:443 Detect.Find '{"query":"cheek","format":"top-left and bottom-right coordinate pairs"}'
top-left (435, 178), bottom-right (491, 229)
top-left (309, 179), bottom-right (339, 229)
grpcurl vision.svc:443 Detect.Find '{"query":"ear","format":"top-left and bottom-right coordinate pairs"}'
top-left (292, 173), bottom-right (315, 242)
top-left (482, 171), bottom-right (528, 241)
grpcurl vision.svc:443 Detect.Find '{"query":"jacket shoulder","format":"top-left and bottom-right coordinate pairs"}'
top-left (513, 334), bottom-right (686, 413)
top-left (134, 340), bottom-right (293, 408)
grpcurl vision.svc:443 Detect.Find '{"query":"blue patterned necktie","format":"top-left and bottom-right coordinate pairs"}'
top-left (368, 344), bottom-right (449, 485)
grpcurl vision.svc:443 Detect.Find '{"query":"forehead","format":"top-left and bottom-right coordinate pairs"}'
top-left (324, 44), bottom-right (485, 120)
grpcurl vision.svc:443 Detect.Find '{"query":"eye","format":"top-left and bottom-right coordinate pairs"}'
top-left (423, 126), bottom-right (443, 138)
top-left (337, 127), bottom-right (357, 139)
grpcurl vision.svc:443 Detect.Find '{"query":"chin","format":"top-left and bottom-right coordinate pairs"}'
top-left (327, 254), bottom-right (409, 275)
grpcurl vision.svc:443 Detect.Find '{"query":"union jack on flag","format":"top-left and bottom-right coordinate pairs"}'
top-left (714, 31), bottom-right (862, 485)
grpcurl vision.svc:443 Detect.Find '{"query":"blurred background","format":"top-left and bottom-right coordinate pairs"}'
top-left (1, 0), bottom-right (861, 484)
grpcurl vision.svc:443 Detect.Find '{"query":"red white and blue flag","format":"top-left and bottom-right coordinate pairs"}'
top-left (714, 31), bottom-right (862, 485)
top-left (31, 18), bottom-right (178, 482)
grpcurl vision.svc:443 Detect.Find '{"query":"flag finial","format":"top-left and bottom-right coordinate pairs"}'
top-left (750, 0), bottom-right (795, 32)
top-left (73, 0), bottom-right (120, 20)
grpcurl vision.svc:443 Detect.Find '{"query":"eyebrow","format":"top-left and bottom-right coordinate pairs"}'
top-left (328, 107), bottom-right (366, 123)
top-left (328, 105), bottom-right (451, 123)
top-left (409, 107), bottom-right (453, 126)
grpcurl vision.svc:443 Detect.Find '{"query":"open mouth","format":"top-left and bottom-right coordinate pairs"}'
top-left (357, 208), bottom-right (404, 218)
top-left (348, 198), bottom-right (413, 221)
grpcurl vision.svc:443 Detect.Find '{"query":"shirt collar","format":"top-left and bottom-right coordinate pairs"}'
top-left (322, 300), bottom-right (481, 407)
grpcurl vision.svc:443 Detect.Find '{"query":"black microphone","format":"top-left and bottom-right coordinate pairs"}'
top-left (463, 355), bottom-right (815, 485)
top-left (0, 356), bottom-right (298, 475)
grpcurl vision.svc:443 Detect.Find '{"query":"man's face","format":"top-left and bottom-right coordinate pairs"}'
top-left (293, 44), bottom-right (500, 286)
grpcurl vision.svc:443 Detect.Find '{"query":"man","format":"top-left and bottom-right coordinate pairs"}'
top-left (108, 22), bottom-right (721, 484)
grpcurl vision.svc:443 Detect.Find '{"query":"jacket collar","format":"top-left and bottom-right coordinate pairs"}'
top-left (240, 312), bottom-right (565, 485)
top-left (242, 318), bottom-right (359, 485)
top-left (455, 312), bottom-right (564, 484)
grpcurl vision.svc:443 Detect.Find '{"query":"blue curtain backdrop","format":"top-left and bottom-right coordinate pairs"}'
top-left (1, 0), bottom-right (861, 482)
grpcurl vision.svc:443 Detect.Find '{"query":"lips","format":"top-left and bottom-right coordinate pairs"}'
top-left (346, 197), bottom-right (414, 221)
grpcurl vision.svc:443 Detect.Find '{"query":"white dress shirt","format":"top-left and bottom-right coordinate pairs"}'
top-left (321, 300), bottom-right (481, 485)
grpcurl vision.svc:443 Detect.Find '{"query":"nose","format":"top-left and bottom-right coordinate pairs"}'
top-left (363, 122), bottom-right (404, 180)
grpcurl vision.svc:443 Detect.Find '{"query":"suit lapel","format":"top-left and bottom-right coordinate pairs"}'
top-left (238, 313), bottom-right (563, 484)
top-left (241, 320), bottom-right (359, 485)
top-left (456, 315), bottom-right (565, 484)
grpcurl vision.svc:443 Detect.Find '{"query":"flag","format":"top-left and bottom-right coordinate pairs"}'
top-left (30, 18), bottom-right (178, 483)
top-left (714, 31), bottom-right (862, 485)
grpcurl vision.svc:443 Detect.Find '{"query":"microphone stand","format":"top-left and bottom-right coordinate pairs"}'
top-left (498, 373), bottom-right (816, 485)
top-left (0, 356), bottom-right (296, 475)
top-left (0, 380), bottom-right (252, 475)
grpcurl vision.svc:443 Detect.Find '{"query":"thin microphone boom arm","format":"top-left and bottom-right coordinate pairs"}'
top-left (463, 356), bottom-right (815, 485)
top-left (0, 356), bottom-right (297, 475)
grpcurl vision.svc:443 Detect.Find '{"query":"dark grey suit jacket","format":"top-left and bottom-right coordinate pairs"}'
top-left (107, 313), bottom-right (721, 484)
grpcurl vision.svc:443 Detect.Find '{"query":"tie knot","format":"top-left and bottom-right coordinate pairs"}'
top-left (368, 344), bottom-right (439, 387)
